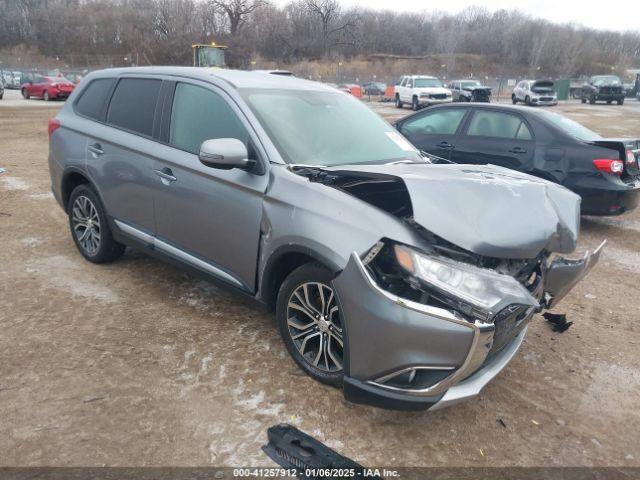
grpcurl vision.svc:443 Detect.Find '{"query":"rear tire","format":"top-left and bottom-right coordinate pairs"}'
top-left (617, 98), bottom-right (624, 105)
top-left (276, 263), bottom-right (344, 388)
top-left (525, 95), bottom-right (531, 106)
top-left (43, 90), bottom-right (50, 102)
top-left (412, 96), bottom-right (419, 111)
top-left (589, 94), bottom-right (596, 104)
top-left (68, 184), bottom-right (125, 263)
top-left (581, 94), bottom-right (586, 104)
top-left (606, 100), bottom-right (612, 104)
top-left (22, 88), bottom-right (29, 100)
top-left (512, 95), bottom-right (517, 104)
top-left (395, 94), bottom-right (402, 108)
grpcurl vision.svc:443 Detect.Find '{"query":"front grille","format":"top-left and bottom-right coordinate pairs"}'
top-left (487, 304), bottom-right (531, 361)
top-left (429, 93), bottom-right (447, 99)
top-left (600, 87), bottom-right (622, 94)
top-left (540, 97), bottom-right (554, 101)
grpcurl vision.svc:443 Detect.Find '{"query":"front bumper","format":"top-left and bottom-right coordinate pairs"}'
top-left (334, 253), bottom-right (536, 410)
top-left (418, 97), bottom-right (453, 106)
top-left (334, 243), bottom-right (603, 410)
top-left (594, 93), bottom-right (625, 101)
top-left (530, 97), bottom-right (558, 106)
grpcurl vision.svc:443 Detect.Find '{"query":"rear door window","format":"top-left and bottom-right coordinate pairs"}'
top-left (169, 82), bottom-right (248, 154)
top-left (400, 108), bottom-right (467, 135)
top-left (467, 110), bottom-right (533, 140)
top-left (106, 78), bottom-right (162, 137)
top-left (75, 78), bottom-right (114, 121)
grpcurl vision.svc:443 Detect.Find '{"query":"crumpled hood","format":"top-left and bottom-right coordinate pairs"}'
top-left (323, 163), bottom-right (581, 259)
top-left (463, 86), bottom-right (491, 92)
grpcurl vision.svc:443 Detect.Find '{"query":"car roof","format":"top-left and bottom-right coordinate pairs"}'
top-left (408, 75), bottom-right (437, 79)
top-left (87, 66), bottom-right (334, 92)
top-left (405, 102), bottom-right (552, 120)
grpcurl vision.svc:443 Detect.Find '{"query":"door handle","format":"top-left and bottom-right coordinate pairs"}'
top-left (154, 168), bottom-right (177, 185)
top-left (509, 147), bottom-right (527, 154)
top-left (87, 143), bottom-right (104, 157)
top-left (438, 141), bottom-right (453, 148)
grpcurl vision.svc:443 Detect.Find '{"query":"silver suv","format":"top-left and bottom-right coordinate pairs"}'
top-left (48, 67), bottom-right (602, 410)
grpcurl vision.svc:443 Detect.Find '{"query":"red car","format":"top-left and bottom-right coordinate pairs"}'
top-left (21, 74), bottom-right (75, 101)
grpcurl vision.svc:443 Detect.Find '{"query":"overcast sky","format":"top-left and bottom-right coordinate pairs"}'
top-left (286, 0), bottom-right (640, 32)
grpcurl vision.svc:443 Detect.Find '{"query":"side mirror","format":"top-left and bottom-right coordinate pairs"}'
top-left (198, 138), bottom-right (255, 170)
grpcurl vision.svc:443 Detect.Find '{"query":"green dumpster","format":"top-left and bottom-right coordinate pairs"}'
top-left (555, 78), bottom-right (570, 100)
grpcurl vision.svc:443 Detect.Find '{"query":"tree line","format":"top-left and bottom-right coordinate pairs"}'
top-left (1, 0), bottom-right (639, 77)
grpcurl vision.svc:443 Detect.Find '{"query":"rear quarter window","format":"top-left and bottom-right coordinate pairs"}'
top-left (74, 78), bottom-right (115, 121)
top-left (106, 78), bottom-right (162, 137)
top-left (467, 110), bottom-right (532, 140)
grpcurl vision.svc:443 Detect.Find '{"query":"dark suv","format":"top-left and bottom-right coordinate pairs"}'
top-left (582, 75), bottom-right (625, 105)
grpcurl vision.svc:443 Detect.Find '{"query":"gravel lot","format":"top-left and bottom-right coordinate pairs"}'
top-left (1, 92), bottom-right (639, 467)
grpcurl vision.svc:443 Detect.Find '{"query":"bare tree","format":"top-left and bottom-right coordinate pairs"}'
top-left (211, 0), bottom-right (265, 36)
top-left (302, 0), bottom-right (358, 56)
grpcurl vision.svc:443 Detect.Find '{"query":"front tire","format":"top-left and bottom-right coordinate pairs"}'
top-left (68, 184), bottom-right (125, 263)
top-left (512, 94), bottom-right (517, 104)
top-left (395, 94), bottom-right (402, 108)
top-left (617, 98), bottom-right (624, 105)
top-left (525, 95), bottom-right (531, 106)
top-left (22, 88), bottom-right (30, 100)
top-left (43, 90), bottom-right (50, 101)
top-left (412, 96), bottom-right (419, 111)
top-left (589, 94), bottom-right (596, 104)
top-left (276, 263), bottom-right (344, 387)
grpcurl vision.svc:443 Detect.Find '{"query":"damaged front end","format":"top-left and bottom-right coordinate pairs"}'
top-left (294, 163), bottom-right (604, 410)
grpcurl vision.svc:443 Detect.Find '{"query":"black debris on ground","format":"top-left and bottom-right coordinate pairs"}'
top-left (543, 312), bottom-right (573, 333)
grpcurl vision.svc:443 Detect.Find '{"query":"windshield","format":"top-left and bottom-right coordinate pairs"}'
top-left (592, 76), bottom-right (621, 86)
top-left (414, 78), bottom-right (443, 88)
top-left (241, 89), bottom-right (421, 166)
top-left (537, 110), bottom-right (601, 141)
top-left (461, 81), bottom-right (481, 88)
top-left (197, 47), bottom-right (226, 68)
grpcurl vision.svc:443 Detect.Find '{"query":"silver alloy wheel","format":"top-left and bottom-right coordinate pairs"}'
top-left (71, 195), bottom-right (101, 255)
top-left (286, 282), bottom-right (343, 373)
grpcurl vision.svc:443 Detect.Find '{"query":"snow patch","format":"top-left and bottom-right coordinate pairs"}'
top-left (1, 176), bottom-right (29, 191)
top-left (26, 255), bottom-right (118, 302)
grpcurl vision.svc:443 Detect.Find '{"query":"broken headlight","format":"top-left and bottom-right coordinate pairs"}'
top-left (393, 244), bottom-right (538, 321)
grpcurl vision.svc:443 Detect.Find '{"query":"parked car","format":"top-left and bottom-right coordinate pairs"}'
top-left (395, 103), bottom-right (640, 215)
top-left (582, 75), bottom-right (625, 105)
top-left (394, 75), bottom-right (452, 110)
top-left (448, 79), bottom-right (491, 102)
top-left (21, 74), bottom-right (75, 101)
top-left (362, 82), bottom-right (386, 96)
top-left (49, 67), bottom-right (602, 410)
top-left (1, 71), bottom-right (11, 88)
top-left (512, 79), bottom-right (557, 106)
top-left (11, 71), bottom-right (23, 89)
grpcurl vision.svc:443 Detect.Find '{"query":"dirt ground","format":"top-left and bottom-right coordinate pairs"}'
top-left (1, 92), bottom-right (640, 468)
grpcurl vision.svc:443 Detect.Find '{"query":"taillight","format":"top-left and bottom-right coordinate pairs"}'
top-left (626, 150), bottom-right (636, 166)
top-left (48, 118), bottom-right (61, 139)
top-left (593, 158), bottom-right (623, 175)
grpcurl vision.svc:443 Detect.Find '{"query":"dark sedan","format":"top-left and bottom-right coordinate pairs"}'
top-left (395, 104), bottom-right (640, 215)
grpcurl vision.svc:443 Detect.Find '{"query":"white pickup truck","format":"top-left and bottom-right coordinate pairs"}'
top-left (394, 75), bottom-right (452, 110)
